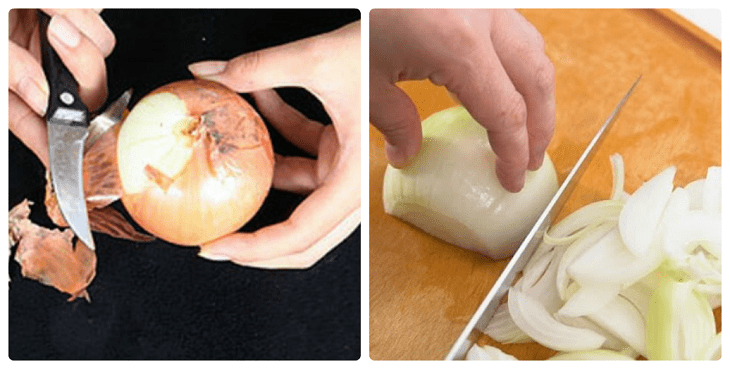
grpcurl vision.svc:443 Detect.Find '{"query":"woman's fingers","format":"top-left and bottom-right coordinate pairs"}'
top-left (368, 75), bottom-right (422, 168)
top-left (233, 209), bottom-right (360, 269)
top-left (9, 91), bottom-right (50, 167)
top-left (445, 42), bottom-right (530, 193)
top-left (272, 154), bottom-right (318, 194)
top-left (188, 37), bottom-right (314, 92)
top-left (251, 89), bottom-right (325, 156)
top-left (198, 153), bottom-right (360, 264)
top-left (46, 14), bottom-right (108, 111)
top-left (8, 42), bottom-right (49, 116)
top-left (42, 8), bottom-right (115, 56)
top-left (491, 10), bottom-right (556, 171)
top-left (271, 124), bottom-right (339, 194)
top-left (191, 21), bottom-right (361, 267)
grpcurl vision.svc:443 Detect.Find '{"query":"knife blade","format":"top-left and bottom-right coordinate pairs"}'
top-left (445, 76), bottom-right (642, 360)
top-left (85, 89), bottom-right (132, 151)
top-left (38, 11), bottom-right (95, 251)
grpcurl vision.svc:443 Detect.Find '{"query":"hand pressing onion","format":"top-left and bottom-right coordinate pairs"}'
top-left (117, 80), bottom-right (274, 245)
top-left (382, 106), bottom-right (558, 259)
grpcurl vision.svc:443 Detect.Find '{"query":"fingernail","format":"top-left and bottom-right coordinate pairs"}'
top-left (48, 15), bottom-right (81, 48)
top-left (386, 141), bottom-right (419, 169)
top-left (515, 173), bottom-right (526, 192)
top-left (198, 249), bottom-right (230, 262)
top-left (18, 76), bottom-right (48, 115)
top-left (528, 154), bottom-right (544, 171)
top-left (188, 61), bottom-right (227, 77)
top-left (496, 161), bottom-right (525, 193)
top-left (385, 143), bottom-right (406, 168)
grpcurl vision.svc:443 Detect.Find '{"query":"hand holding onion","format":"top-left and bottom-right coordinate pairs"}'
top-left (187, 21), bottom-right (361, 268)
top-left (370, 9), bottom-right (555, 192)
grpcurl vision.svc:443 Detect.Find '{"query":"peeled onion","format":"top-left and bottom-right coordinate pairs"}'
top-left (117, 80), bottom-right (274, 245)
top-left (382, 106), bottom-right (558, 259)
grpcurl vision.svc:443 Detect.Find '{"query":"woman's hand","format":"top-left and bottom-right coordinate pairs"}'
top-left (370, 9), bottom-right (555, 193)
top-left (8, 9), bottom-right (115, 167)
top-left (189, 21), bottom-right (361, 269)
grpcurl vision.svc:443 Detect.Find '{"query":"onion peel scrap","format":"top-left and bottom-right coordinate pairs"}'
top-left (14, 107), bottom-right (153, 303)
top-left (9, 200), bottom-right (96, 301)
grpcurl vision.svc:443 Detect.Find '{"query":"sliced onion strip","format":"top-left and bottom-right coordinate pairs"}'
top-left (548, 349), bottom-right (635, 360)
top-left (507, 288), bottom-right (605, 351)
top-left (618, 166), bottom-right (676, 256)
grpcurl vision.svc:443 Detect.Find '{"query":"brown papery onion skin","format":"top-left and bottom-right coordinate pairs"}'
top-left (117, 80), bottom-right (274, 246)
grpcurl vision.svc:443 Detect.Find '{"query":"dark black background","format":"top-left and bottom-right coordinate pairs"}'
top-left (9, 9), bottom-right (361, 360)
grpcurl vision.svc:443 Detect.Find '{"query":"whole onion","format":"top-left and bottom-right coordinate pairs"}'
top-left (116, 80), bottom-right (274, 245)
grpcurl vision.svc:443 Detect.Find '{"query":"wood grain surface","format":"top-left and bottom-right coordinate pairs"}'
top-left (369, 9), bottom-right (721, 360)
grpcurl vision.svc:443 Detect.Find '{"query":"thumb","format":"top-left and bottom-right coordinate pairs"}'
top-left (369, 77), bottom-right (422, 168)
top-left (188, 38), bottom-right (313, 93)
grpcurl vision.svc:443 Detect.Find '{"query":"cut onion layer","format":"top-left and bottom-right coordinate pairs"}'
top-left (465, 344), bottom-right (518, 360)
top-left (548, 349), bottom-right (635, 360)
top-left (618, 166), bottom-right (675, 256)
top-left (483, 154), bottom-right (721, 360)
top-left (507, 288), bottom-right (605, 351)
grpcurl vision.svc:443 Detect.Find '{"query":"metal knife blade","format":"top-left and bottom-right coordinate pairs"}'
top-left (85, 89), bottom-right (132, 151)
top-left (445, 76), bottom-right (642, 360)
top-left (39, 11), bottom-right (95, 250)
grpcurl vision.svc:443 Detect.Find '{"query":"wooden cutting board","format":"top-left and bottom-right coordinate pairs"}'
top-left (369, 9), bottom-right (721, 360)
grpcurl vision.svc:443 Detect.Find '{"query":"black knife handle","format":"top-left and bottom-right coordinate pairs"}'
top-left (38, 11), bottom-right (89, 127)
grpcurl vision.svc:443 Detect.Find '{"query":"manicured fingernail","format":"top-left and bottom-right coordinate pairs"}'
top-left (188, 61), bottom-right (227, 77)
top-left (49, 15), bottom-right (81, 48)
top-left (18, 76), bottom-right (48, 115)
top-left (198, 249), bottom-right (230, 262)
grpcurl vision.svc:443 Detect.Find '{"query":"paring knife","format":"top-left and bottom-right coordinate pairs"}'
top-left (38, 11), bottom-right (95, 250)
top-left (444, 76), bottom-right (642, 360)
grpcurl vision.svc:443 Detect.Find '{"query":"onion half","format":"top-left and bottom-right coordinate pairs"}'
top-left (382, 106), bottom-right (558, 259)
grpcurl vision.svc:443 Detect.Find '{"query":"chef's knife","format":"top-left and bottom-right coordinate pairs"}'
top-left (38, 11), bottom-right (95, 251)
top-left (445, 76), bottom-right (642, 360)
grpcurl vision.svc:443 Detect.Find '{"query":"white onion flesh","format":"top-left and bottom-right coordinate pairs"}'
top-left (702, 167), bottom-right (721, 213)
top-left (586, 294), bottom-right (647, 356)
top-left (483, 303), bottom-right (532, 344)
top-left (618, 166), bottom-right (675, 256)
top-left (507, 288), bottom-right (606, 351)
top-left (558, 283), bottom-right (622, 318)
top-left (484, 154), bottom-right (721, 360)
top-left (567, 226), bottom-right (662, 290)
top-left (465, 344), bottom-right (518, 360)
top-left (548, 349), bottom-right (635, 360)
top-left (522, 246), bottom-right (565, 314)
top-left (683, 178), bottom-right (705, 210)
top-left (382, 106), bottom-right (558, 259)
top-left (646, 280), bottom-right (716, 359)
top-left (609, 153), bottom-right (626, 200)
top-left (555, 222), bottom-right (614, 300)
top-left (554, 314), bottom-right (631, 352)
